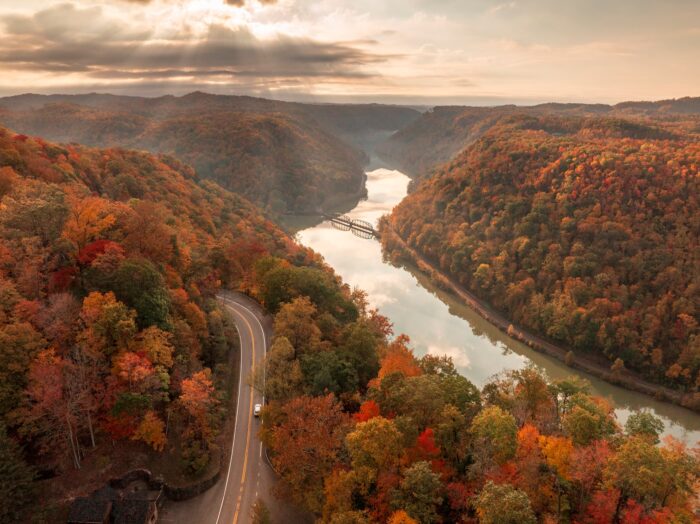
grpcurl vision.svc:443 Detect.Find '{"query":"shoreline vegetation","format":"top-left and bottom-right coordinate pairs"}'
top-left (379, 222), bottom-right (699, 414)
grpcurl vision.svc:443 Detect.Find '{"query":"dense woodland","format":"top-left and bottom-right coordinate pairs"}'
top-left (255, 279), bottom-right (699, 523)
top-left (1, 99), bottom-right (699, 524)
top-left (0, 92), bottom-right (420, 213)
top-left (377, 98), bottom-right (700, 179)
top-left (0, 125), bottom-right (327, 520)
top-left (383, 114), bottom-right (700, 405)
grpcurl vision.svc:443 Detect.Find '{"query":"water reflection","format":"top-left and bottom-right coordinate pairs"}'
top-left (293, 166), bottom-right (700, 444)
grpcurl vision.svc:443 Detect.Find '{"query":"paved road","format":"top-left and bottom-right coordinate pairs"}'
top-left (160, 292), bottom-right (310, 524)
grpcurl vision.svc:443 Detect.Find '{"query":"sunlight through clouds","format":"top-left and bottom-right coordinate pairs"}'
top-left (0, 0), bottom-right (699, 102)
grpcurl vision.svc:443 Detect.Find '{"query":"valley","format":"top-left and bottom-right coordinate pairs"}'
top-left (3, 2), bottom-right (700, 522)
top-left (292, 161), bottom-right (700, 443)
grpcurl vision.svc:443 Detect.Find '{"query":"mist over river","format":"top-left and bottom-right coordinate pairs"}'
top-left (287, 160), bottom-right (700, 444)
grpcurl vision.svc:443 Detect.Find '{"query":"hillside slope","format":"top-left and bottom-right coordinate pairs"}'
top-left (378, 98), bottom-right (700, 179)
top-left (0, 123), bottom-right (343, 519)
top-left (383, 115), bottom-right (700, 401)
top-left (0, 93), bottom-right (420, 212)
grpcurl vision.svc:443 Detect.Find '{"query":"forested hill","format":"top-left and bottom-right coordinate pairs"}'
top-left (0, 93), bottom-right (420, 213)
top-left (0, 123), bottom-right (328, 519)
top-left (384, 114), bottom-right (700, 403)
top-left (377, 97), bottom-right (700, 178)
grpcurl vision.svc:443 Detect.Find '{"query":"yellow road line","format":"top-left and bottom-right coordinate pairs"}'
top-left (232, 308), bottom-right (256, 524)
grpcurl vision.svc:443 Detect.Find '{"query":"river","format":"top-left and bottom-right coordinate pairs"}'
top-left (288, 162), bottom-right (700, 444)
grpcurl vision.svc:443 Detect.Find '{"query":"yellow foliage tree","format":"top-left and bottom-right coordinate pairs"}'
top-left (63, 195), bottom-right (116, 249)
top-left (538, 435), bottom-right (573, 480)
top-left (132, 410), bottom-right (167, 452)
top-left (388, 510), bottom-right (418, 524)
top-left (132, 325), bottom-right (174, 368)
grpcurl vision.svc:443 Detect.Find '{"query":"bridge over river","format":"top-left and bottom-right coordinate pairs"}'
top-left (322, 213), bottom-right (378, 239)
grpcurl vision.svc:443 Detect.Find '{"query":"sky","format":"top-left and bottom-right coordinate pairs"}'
top-left (0, 0), bottom-right (698, 105)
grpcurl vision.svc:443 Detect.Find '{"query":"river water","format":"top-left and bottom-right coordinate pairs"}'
top-left (290, 163), bottom-right (700, 443)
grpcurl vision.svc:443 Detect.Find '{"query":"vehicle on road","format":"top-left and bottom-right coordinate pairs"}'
top-left (254, 403), bottom-right (262, 417)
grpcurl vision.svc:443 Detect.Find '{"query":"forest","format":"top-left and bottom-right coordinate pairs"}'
top-left (0, 125), bottom-right (327, 520)
top-left (377, 99), bottom-right (700, 179)
top-left (0, 114), bottom-right (698, 523)
top-left (254, 268), bottom-right (699, 523)
top-left (383, 114), bottom-right (700, 406)
top-left (0, 92), bottom-right (420, 213)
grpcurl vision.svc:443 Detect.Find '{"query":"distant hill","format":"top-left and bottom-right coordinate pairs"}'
top-left (0, 93), bottom-right (420, 212)
top-left (377, 97), bottom-right (700, 178)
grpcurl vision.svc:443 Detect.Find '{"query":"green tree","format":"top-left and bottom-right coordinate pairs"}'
top-left (301, 350), bottom-right (358, 396)
top-left (470, 406), bottom-right (517, 468)
top-left (604, 436), bottom-right (698, 510)
top-left (111, 258), bottom-right (171, 328)
top-left (624, 411), bottom-right (664, 444)
top-left (475, 481), bottom-right (536, 524)
top-left (338, 321), bottom-right (380, 390)
top-left (273, 296), bottom-right (322, 356)
top-left (391, 461), bottom-right (443, 524)
top-left (562, 393), bottom-right (617, 446)
top-left (346, 417), bottom-right (403, 488)
top-left (253, 337), bottom-right (304, 402)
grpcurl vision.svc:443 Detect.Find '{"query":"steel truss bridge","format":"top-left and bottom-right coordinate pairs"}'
top-left (323, 213), bottom-right (378, 240)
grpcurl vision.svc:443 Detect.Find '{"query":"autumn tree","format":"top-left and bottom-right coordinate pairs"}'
top-left (391, 461), bottom-right (443, 524)
top-left (388, 510), bottom-right (418, 524)
top-left (354, 399), bottom-right (381, 423)
top-left (132, 410), bottom-right (167, 452)
top-left (0, 321), bottom-right (46, 416)
top-left (273, 296), bottom-right (323, 356)
top-left (131, 326), bottom-right (175, 368)
top-left (475, 481), bottom-right (536, 524)
top-left (569, 440), bottom-right (611, 514)
top-left (269, 394), bottom-right (351, 513)
top-left (122, 200), bottom-right (173, 264)
top-left (78, 291), bottom-right (136, 357)
top-left (0, 181), bottom-right (68, 246)
top-left (179, 369), bottom-right (218, 473)
top-left (378, 335), bottom-right (422, 380)
top-left (19, 349), bottom-right (83, 469)
top-left (62, 195), bottom-right (116, 250)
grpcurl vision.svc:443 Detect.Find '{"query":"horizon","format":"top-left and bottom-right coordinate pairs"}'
top-left (1, 1), bottom-right (699, 105)
top-left (2, 89), bottom-right (699, 109)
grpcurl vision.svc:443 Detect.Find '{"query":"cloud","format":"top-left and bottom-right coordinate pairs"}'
top-left (121, 0), bottom-right (278, 4)
top-left (488, 1), bottom-right (516, 15)
top-left (0, 2), bottom-right (384, 90)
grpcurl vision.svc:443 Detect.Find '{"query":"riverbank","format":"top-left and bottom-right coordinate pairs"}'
top-left (380, 221), bottom-right (700, 414)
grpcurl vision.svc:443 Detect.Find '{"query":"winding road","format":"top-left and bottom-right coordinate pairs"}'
top-left (159, 291), bottom-right (310, 524)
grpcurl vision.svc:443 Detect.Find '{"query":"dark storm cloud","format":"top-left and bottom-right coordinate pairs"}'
top-left (0, 2), bottom-right (384, 87)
